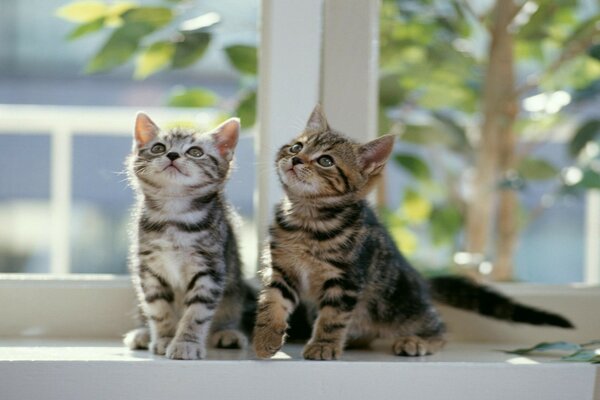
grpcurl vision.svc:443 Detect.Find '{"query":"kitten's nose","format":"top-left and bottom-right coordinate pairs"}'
top-left (291, 156), bottom-right (303, 166)
top-left (166, 152), bottom-right (180, 161)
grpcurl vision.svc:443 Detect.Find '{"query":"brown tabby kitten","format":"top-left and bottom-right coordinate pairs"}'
top-left (123, 113), bottom-right (248, 360)
top-left (253, 105), bottom-right (572, 361)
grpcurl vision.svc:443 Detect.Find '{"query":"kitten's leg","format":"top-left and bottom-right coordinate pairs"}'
top-left (392, 310), bottom-right (446, 356)
top-left (253, 267), bottom-right (300, 358)
top-left (123, 326), bottom-right (150, 350)
top-left (123, 305), bottom-right (150, 350)
top-left (209, 284), bottom-right (248, 349)
top-left (137, 265), bottom-right (178, 355)
top-left (392, 336), bottom-right (445, 356)
top-left (166, 267), bottom-right (225, 360)
top-left (302, 278), bottom-right (358, 361)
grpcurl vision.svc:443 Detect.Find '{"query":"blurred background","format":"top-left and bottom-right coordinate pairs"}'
top-left (0, 0), bottom-right (599, 283)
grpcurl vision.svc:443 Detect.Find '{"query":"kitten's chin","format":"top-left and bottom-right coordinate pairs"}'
top-left (278, 168), bottom-right (318, 197)
top-left (162, 165), bottom-right (188, 177)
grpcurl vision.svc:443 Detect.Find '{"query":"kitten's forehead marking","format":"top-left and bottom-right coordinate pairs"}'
top-left (157, 128), bottom-right (215, 149)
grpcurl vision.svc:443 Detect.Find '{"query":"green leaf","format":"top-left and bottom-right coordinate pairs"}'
top-left (172, 32), bottom-right (211, 69)
top-left (430, 205), bottom-right (463, 245)
top-left (401, 188), bottom-right (432, 224)
top-left (379, 73), bottom-right (404, 107)
top-left (84, 9), bottom-right (168, 74)
top-left (577, 169), bottom-right (600, 189)
top-left (518, 157), bottom-right (559, 180)
top-left (225, 45), bottom-right (258, 75)
top-left (430, 111), bottom-right (470, 153)
top-left (167, 87), bottom-right (218, 108)
top-left (378, 108), bottom-right (393, 134)
top-left (588, 44), bottom-right (600, 61)
top-left (56, 1), bottom-right (107, 23)
top-left (121, 7), bottom-right (173, 29)
top-left (85, 25), bottom-right (143, 73)
top-left (569, 120), bottom-right (600, 157)
top-left (67, 17), bottom-right (105, 40)
top-left (562, 15), bottom-right (600, 54)
top-left (504, 341), bottom-right (581, 355)
top-left (135, 41), bottom-right (175, 79)
top-left (235, 90), bottom-right (257, 128)
top-left (401, 124), bottom-right (465, 149)
top-left (561, 349), bottom-right (600, 363)
top-left (394, 153), bottom-right (431, 181)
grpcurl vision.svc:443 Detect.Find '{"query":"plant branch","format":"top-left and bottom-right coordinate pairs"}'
top-left (508, 0), bottom-right (528, 24)
top-left (459, 0), bottom-right (491, 32)
top-left (515, 33), bottom-right (597, 96)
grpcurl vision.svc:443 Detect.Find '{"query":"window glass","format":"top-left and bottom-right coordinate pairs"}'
top-left (0, 135), bottom-right (51, 273)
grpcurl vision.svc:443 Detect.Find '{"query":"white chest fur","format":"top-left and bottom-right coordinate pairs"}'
top-left (148, 227), bottom-right (198, 290)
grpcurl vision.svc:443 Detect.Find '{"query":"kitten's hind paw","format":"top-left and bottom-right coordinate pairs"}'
top-left (123, 327), bottom-right (150, 350)
top-left (150, 336), bottom-right (173, 355)
top-left (166, 341), bottom-right (206, 360)
top-left (303, 342), bottom-right (342, 361)
top-left (252, 324), bottom-right (286, 359)
top-left (392, 336), bottom-right (445, 356)
top-left (210, 329), bottom-right (248, 349)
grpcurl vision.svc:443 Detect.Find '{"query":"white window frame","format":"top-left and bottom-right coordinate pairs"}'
top-left (0, 0), bottom-right (598, 342)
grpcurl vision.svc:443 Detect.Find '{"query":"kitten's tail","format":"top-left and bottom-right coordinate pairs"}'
top-left (428, 276), bottom-right (574, 328)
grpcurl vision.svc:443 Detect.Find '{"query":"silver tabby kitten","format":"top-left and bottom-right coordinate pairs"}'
top-left (123, 113), bottom-right (247, 360)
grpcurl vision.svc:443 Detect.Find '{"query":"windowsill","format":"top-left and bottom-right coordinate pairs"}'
top-left (1, 274), bottom-right (599, 343)
top-left (0, 338), bottom-right (593, 363)
top-left (1, 339), bottom-right (598, 400)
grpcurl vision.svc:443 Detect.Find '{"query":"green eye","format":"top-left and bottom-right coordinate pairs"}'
top-left (186, 146), bottom-right (204, 158)
top-left (317, 155), bottom-right (334, 167)
top-left (151, 143), bottom-right (166, 154)
top-left (290, 142), bottom-right (303, 154)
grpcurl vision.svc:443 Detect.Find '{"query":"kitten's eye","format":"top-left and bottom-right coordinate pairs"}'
top-left (186, 146), bottom-right (204, 158)
top-left (151, 143), bottom-right (166, 154)
top-left (289, 142), bottom-right (303, 154)
top-left (317, 155), bottom-right (334, 167)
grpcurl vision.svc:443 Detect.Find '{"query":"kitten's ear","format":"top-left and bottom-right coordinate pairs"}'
top-left (210, 118), bottom-right (240, 159)
top-left (134, 112), bottom-right (159, 147)
top-left (358, 134), bottom-right (395, 176)
top-left (306, 104), bottom-right (330, 132)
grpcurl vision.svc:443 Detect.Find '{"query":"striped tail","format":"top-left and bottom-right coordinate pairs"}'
top-left (429, 276), bottom-right (574, 328)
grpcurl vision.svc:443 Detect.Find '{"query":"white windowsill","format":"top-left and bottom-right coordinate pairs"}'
top-left (1, 277), bottom-right (599, 399)
top-left (1, 339), bottom-right (598, 400)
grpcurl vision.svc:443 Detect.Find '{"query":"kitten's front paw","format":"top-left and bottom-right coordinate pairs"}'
top-left (123, 327), bottom-right (150, 350)
top-left (303, 342), bottom-right (342, 361)
top-left (210, 329), bottom-right (248, 349)
top-left (392, 336), bottom-right (445, 356)
top-left (252, 325), bottom-right (286, 359)
top-left (166, 341), bottom-right (206, 360)
top-left (150, 336), bottom-right (173, 355)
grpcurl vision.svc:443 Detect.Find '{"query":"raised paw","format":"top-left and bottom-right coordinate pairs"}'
top-left (166, 340), bottom-right (206, 360)
top-left (123, 327), bottom-right (150, 350)
top-left (252, 324), bottom-right (286, 359)
top-left (210, 329), bottom-right (248, 349)
top-left (392, 336), bottom-right (445, 357)
top-left (303, 342), bottom-right (342, 361)
top-left (150, 336), bottom-right (173, 355)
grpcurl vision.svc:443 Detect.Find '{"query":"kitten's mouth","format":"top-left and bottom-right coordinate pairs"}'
top-left (163, 163), bottom-right (186, 175)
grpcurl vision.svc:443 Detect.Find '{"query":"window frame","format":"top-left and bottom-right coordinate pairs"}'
top-left (0, 0), bottom-right (599, 344)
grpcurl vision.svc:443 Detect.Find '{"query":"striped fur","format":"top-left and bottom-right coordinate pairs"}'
top-left (253, 106), bottom-right (444, 360)
top-left (123, 114), bottom-right (248, 360)
top-left (253, 105), bottom-right (571, 361)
